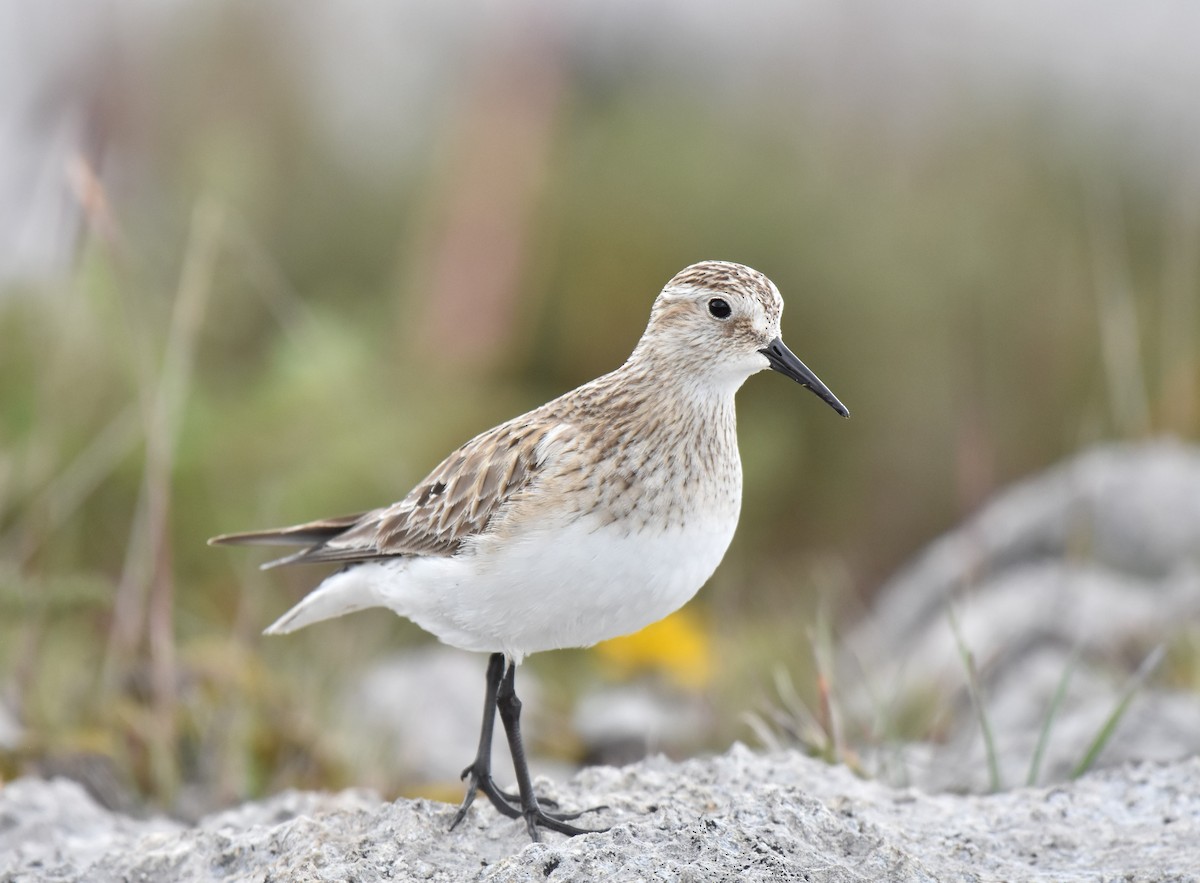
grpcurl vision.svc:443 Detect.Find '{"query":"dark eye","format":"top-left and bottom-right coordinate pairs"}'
top-left (708, 298), bottom-right (731, 319)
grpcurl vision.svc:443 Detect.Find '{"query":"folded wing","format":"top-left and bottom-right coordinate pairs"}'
top-left (209, 421), bottom-right (554, 568)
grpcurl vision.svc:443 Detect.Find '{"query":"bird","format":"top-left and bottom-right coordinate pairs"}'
top-left (209, 260), bottom-right (849, 840)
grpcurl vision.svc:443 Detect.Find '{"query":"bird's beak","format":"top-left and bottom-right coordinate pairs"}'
top-left (760, 338), bottom-right (849, 417)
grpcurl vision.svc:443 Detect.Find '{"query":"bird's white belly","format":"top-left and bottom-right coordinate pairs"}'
top-left (367, 511), bottom-right (738, 660)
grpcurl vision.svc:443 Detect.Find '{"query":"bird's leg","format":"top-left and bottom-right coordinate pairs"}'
top-left (495, 659), bottom-right (608, 841)
top-left (450, 653), bottom-right (605, 836)
top-left (450, 653), bottom-right (522, 827)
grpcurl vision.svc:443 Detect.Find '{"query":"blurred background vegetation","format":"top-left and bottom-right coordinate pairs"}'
top-left (1, 0), bottom-right (1197, 818)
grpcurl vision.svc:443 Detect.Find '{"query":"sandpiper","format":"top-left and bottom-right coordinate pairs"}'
top-left (210, 260), bottom-right (848, 840)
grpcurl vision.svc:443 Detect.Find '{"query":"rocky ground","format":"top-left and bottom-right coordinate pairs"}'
top-left (3, 746), bottom-right (1199, 882)
top-left (5, 439), bottom-right (1199, 882)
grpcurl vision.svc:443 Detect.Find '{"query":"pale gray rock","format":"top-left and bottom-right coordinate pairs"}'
top-left (341, 647), bottom-right (537, 787)
top-left (339, 648), bottom-right (579, 797)
top-left (853, 439), bottom-right (1200, 672)
top-left (3, 746), bottom-right (1199, 882)
top-left (572, 683), bottom-right (711, 765)
top-left (843, 439), bottom-right (1200, 791)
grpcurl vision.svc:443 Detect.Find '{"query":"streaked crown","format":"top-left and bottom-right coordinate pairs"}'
top-left (633, 260), bottom-right (787, 387)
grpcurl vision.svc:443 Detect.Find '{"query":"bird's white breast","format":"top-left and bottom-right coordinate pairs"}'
top-left (362, 505), bottom-right (739, 660)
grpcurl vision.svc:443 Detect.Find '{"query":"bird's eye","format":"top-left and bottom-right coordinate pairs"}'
top-left (708, 298), bottom-right (731, 319)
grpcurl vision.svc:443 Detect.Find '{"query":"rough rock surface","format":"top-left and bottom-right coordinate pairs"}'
top-left (3, 745), bottom-right (1199, 882)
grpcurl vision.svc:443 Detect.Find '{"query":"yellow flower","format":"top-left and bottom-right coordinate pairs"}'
top-left (595, 608), bottom-right (712, 691)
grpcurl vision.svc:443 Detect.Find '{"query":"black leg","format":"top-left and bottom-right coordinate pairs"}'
top-left (450, 653), bottom-right (522, 827)
top-left (494, 659), bottom-right (608, 841)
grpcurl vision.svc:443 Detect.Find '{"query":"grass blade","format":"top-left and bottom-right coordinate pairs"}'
top-left (1026, 645), bottom-right (1081, 787)
top-left (1070, 644), bottom-right (1164, 780)
top-left (947, 604), bottom-right (1001, 792)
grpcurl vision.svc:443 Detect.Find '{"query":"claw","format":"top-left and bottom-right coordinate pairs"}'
top-left (521, 802), bottom-right (609, 841)
top-left (450, 765), bottom-right (521, 828)
top-left (459, 765), bottom-right (559, 809)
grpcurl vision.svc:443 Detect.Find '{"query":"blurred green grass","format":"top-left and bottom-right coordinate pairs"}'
top-left (2, 11), bottom-right (1197, 817)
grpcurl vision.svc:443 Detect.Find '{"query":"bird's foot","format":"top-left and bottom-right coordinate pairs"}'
top-left (450, 765), bottom-right (520, 828)
top-left (450, 764), bottom-right (608, 837)
top-left (519, 799), bottom-right (610, 841)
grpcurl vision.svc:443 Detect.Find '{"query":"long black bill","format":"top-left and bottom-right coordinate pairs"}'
top-left (760, 337), bottom-right (850, 417)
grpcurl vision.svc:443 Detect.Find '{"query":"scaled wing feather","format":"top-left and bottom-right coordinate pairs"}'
top-left (211, 421), bottom-right (553, 567)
